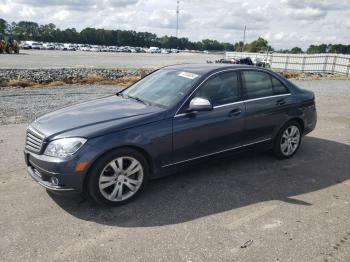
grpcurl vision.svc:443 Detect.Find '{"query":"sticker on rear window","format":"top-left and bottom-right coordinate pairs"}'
top-left (178, 72), bottom-right (199, 80)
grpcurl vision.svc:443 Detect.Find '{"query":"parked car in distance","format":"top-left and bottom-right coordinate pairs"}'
top-left (43, 43), bottom-right (55, 50)
top-left (31, 42), bottom-right (43, 50)
top-left (148, 46), bottom-right (161, 53)
top-left (24, 64), bottom-right (317, 206)
top-left (63, 44), bottom-right (76, 51)
top-left (253, 57), bottom-right (271, 68)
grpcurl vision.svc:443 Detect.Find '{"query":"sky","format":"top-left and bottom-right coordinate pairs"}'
top-left (0, 0), bottom-right (349, 50)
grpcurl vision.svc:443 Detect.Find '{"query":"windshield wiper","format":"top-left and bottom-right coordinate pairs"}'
top-left (117, 92), bottom-right (151, 106)
top-left (116, 92), bottom-right (125, 97)
top-left (127, 95), bottom-right (151, 106)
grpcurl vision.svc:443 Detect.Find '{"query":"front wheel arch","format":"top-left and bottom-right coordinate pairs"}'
top-left (85, 146), bottom-right (151, 205)
top-left (82, 145), bottom-right (153, 195)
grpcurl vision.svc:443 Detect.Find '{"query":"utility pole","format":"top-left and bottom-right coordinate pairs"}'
top-left (241, 25), bottom-right (246, 57)
top-left (176, 0), bottom-right (179, 38)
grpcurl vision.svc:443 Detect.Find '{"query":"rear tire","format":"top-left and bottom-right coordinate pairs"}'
top-left (87, 148), bottom-right (149, 206)
top-left (273, 121), bottom-right (302, 159)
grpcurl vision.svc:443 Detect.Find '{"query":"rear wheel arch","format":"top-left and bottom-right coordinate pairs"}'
top-left (290, 117), bottom-right (305, 134)
top-left (273, 117), bottom-right (305, 140)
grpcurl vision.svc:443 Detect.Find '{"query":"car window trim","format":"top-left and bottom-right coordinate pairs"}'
top-left (243, 93), bottom-right (291, 103)
top-left (174, 93), bottom-right (291, 118)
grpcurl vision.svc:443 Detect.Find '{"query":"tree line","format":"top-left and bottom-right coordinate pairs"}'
top-left (1, 18), bottom-right (350, 54)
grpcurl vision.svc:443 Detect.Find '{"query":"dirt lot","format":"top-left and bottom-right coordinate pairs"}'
top-left (0, 80), bottom-right (350, 262)
top-left (0, 50), bottom-right (223, 69)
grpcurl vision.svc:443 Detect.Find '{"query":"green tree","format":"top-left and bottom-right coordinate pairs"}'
top-left (307, 44), bottom-right (327, 54)
top-left (12, 21), bottom-right (40, 40)
top-left (0, 18), bottom-right (8, 34)
top-left (246, 37), bottom-right (270, 52)
top-left (290, 47), bottom-right (303, 54)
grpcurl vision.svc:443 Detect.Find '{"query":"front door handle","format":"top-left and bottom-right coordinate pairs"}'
top-left (228, 108), bottom-right (242, 117)
top-left (276, 98), bottom-right (286, 106)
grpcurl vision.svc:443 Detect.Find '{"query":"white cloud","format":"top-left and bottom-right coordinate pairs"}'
top-left (282, 0), bottom-right (350, 11)
top-left (148, 9), bottom-right (192, 29)
top-left (52, 10), bottom-right (71, 21)
top-left (285, 7), bottom-right (326, 20)
top-left (0, 0), bottom-right (349, 49)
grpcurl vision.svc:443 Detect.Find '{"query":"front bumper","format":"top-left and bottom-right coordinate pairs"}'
top-left (24, 150), bottom-right (87, 193)
top-left (27, 165), bottom-right (75, 191)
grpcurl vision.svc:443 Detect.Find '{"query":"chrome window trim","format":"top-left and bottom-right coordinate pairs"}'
top-left (162, 138), bottom-right (271, 168)
top-left (213, 100), bottom-right (244, 109)
top-left (244, 93), bottom-right (291, 103)
top-left (174, 93), bottom-right (291, 118)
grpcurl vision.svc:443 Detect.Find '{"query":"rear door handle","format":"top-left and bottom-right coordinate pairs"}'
top-left (228, 108), bottom-right (242, 117)
top-left (276, 98), bottom-right (286, 106)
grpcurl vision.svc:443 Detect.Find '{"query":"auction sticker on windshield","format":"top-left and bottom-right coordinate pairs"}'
top-left (178, 71), bottom-right (199, 80)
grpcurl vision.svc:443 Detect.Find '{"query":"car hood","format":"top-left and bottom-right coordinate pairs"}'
top-left (31, 95), bottom-right (166, 139)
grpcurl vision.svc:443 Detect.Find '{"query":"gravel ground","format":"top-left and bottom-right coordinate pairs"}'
top-left (0, 68), bottom-right (148, 83)
top-left (0, 85), bottom-right (121, 125)
top-left (0, 50), bottom-right (223, 69)
top-left (0, 80), bottom-right (349, 262)
top-left (1, 80), bottom-right (349, 125)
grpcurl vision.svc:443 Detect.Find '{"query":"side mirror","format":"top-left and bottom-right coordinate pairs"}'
top-left (188, 97), bottom-right (213, 112)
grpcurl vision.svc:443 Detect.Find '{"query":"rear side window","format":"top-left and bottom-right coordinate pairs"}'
top-left (242, 71), bottom-right (288, 99)
top-left (195, 71), bottom-right (240, 106)
top-left (242, 71), bottom-right (273, 99)
top-left (271, 77), bottom-right (289, 94)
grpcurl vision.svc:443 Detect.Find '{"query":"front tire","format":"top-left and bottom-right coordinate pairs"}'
top-left (273, 121), bottom-right (302, 159)
top-left (87, 148), bottom-right (149, 206)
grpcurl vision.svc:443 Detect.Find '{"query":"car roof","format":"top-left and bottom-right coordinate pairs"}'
top-left (162, 63), bottom-right (255, 75)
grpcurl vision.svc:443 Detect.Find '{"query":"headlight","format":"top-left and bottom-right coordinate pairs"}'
top-left (44, 138), bottom-right (87, 158)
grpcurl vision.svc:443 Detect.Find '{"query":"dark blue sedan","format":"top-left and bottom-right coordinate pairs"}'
top-left (24, 64), bottom-right (317, 205)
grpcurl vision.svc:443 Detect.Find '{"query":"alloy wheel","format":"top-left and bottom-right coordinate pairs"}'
top-left (98, 156), bottom-right (144, 202)
top-left (280, 125), bottom-right (300, 156)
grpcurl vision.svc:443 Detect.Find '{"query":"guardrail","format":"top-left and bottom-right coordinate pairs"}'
top-left (225, 52), bottom-right (350, 75)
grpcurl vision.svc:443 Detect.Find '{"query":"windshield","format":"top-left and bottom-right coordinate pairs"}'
top-left (121, 69), bottom-right (201, 108)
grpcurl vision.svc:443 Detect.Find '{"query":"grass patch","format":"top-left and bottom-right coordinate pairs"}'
top-left (281, 71), bottom-right (350, 80)
top-left (76, 74), bottom-right (141, 86)
top-left (281, 71), bottom-right (303, 79)
top-left (7, 79), bottom-right (37, 87)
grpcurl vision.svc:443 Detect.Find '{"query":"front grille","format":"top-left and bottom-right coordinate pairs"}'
top-left (25, 127), bottom-right (45, 153)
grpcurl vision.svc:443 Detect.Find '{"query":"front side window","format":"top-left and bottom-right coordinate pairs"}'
top-left (195, 71), bottom-right (240, 106)
top-left (122, 69), bottom-right (201, 108)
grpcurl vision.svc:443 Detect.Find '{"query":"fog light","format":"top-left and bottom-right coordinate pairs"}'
top-left (51, 177), bottom-right (59, 186)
